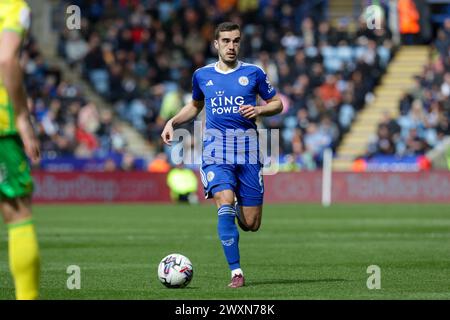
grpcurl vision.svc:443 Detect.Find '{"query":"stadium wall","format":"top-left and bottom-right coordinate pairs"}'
top-left (32, 171), bottom-right (450, 204)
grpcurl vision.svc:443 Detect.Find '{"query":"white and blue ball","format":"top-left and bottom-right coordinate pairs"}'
top-left (157, 253), bottom-right (194, 288)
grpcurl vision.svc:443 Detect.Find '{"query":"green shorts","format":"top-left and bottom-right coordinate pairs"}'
top-left (0, 135), bottom-right (34, 199)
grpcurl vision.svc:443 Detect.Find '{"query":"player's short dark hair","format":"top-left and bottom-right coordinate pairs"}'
top-left (214, 22), bottom-right (241, 39)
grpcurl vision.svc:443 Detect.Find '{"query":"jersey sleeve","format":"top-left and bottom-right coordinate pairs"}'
top-left (255, 67), bottom-right (276, 101)
top-left (1, 2), bottom-right (31, 37)
top-left (192, 71), bottom-right (204, 101)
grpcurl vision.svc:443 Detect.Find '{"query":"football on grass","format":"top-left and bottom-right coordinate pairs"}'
top-left (158, 253), bottom-right (193, 288)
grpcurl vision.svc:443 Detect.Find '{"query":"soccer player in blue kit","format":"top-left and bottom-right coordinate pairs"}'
top-left (161, 22), bottom-right (283, 288)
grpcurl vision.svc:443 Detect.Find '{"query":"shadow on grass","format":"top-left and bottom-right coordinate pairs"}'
top-left (248, 278), bottom-right (349, 286)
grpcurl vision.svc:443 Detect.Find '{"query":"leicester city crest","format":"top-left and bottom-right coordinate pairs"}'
top-left (207, 171), bottom-right (215, 182)
top-left (238, 76), bottom-right (249, 86)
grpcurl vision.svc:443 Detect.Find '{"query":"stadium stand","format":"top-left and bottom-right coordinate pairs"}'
top-left (361, 18), bottom-right (450, 168)
top-left (54, 0), bottom-right (395, 170)
top-left (23, 36), bottom-right (130, 162)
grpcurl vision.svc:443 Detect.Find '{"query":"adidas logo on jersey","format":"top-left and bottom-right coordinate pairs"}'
top-left (206, 80), bottom-right (214, 86)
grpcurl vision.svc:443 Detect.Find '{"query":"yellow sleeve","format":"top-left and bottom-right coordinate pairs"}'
top-left (1, 2), bottom-right (31, 37)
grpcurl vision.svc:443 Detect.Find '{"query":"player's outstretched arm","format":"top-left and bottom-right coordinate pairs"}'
top-left (0, 31), bottom-right (40, 163)
top-left (239, 94), bottom-right (283, 119)
top-left (161, 99), bottom-right (204, 145)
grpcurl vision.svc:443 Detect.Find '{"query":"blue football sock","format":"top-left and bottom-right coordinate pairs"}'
top-left (217, 204), bottom-right (240, 270)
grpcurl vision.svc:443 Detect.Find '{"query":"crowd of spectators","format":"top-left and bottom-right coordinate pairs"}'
top-left (366, 18), bottom-right (450, 159)
top-left (54, 0), bottom-right (395, 169)
top-left (22, 35), bottom-right (129, 162)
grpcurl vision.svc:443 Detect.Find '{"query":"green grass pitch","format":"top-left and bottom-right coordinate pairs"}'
top-left (1, 203), bottom-right (449, 299)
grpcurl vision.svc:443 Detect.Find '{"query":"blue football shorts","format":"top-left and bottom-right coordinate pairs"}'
top-left (200, 163), bottom-right (264, 206)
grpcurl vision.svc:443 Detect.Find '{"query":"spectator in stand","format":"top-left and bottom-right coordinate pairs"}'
top-left (398, 0), bottom-right (421, 44)
top-left (318, 74), bottom-right (341, 111)
top-left (319, 114), bottom-right (339, 149)
top-left (304, 122), bottom-right (331, 164)
top-left (121, 153), bottom-right (137, 171)
top-left (380, 111), bottom-right (401, 139)
top-left (398, 99), bottom-right (427, 139)
top-left (148, 152), bottom-right (171, 173)
top-left (367, 124), bottom-right (396, 157)
top-left (404, 128), bottom-right (429, 155)
top-left (254, 51), bottom-right (279, 87)
top-left (441, 72), bottom-right (450, 98)
top-left (65, 31), bottom-right (89, 68)
top-left (104, 158), bottom-right (118, 172)
top-left (338, 91), bottom-right (355, 132)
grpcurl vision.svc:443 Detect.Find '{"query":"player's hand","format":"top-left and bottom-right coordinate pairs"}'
top-left (23, 137), bottom-right (41, 165)
top-left (239, 105), bottom-right (260, 119)
top-left (161, 121), bottom-right (174, 145)
top-left (16, 116), bottom-right (40, 164)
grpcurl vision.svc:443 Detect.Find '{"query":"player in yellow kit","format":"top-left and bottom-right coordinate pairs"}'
top-left (0, 0), bottom-right (41, 300)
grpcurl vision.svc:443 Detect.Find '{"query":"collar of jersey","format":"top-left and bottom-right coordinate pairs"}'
top-left (214, 61), bottom-right (242, 74)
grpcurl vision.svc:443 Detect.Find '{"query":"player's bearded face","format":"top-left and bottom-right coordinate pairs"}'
top-left (215, 30), bottom-right (241, 64)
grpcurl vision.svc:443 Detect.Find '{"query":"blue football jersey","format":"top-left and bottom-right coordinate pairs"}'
top-left (192, 61), bottom-right (276, 164)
